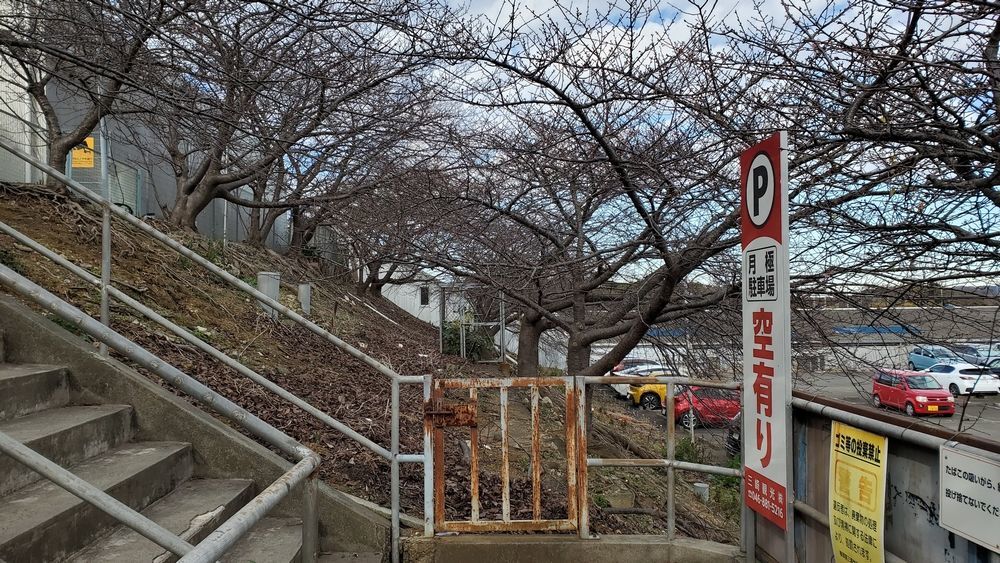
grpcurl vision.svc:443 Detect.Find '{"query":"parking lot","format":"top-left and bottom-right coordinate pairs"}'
top-left (603, 371), bottom-right (1000, 453)
top-left (796, 371), bottom-right (1000, 440)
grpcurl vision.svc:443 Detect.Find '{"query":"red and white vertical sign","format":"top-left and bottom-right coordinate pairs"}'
top-left (741, 131), bottom-right (792, 531)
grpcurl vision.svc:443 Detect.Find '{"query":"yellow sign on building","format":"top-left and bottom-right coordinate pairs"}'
top-left (829, 421), bottom-right (888, 563)
top-left (71, 137), bottom-right (95, 169)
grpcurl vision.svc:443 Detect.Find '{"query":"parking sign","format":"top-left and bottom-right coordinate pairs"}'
top-left (742, 131), bottom-right (792, 532)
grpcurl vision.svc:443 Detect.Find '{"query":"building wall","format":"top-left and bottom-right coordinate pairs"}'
top-left (382, 282), bottom-right (467, 326)
top-left (0, 76), bottom-right (299, 254)
top-left (0, 44), bottom-right (45, 184)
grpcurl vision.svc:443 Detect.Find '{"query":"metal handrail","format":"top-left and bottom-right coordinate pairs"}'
top-left (0, 430), bottom-right (194, 558)
top-left (0, 262), bottom-right (320, 562)
top-left (0, 220), bottom-right (393, 460)
top-left (574, 375), bottom-right (747, 551)
top-left (0, 138), bottom-right (429, 562)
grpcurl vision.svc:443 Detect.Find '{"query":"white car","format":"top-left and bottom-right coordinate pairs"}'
top-left (608, 365), bottom-right (670, 399)
top-left (924, 363), bottom-right (1000, 397)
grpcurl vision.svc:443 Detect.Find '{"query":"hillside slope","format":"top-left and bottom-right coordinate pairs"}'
top-left (0, 183), bottom-right (453, 512)
top-left (0, 183), bottom-right (740, 543)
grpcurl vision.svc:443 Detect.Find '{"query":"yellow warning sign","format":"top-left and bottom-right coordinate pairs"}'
top-left (829, 421), bottom-right (887, 563)
top-left (71, 137), bottom-right (95, 169)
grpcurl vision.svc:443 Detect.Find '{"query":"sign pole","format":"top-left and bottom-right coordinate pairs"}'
top-left (741, 131), bottom-right (795, 561)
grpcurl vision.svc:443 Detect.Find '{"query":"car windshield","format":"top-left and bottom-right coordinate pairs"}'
top-left (906, 376), bottom-right (942, 390)
top-left (929, 347), bottom-right (959, 358)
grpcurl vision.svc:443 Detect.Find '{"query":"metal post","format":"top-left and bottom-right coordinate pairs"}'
top-left (689, 389), bottom-right (695, 443)
top-left (459, 320), bottom-right (466, 359)
top-left (99, 203), bottom-right (111, 356)
top-left (98, 115), bottom-right (111, 356)
top-left (666, 382), bottom-right (676, 541)
top-left (302, 473), bottom-right (318, 563)
top-left (438, 286), bottom-right (446, 354)
top-left (576, 379), bottom-right (590, 538)
top-left (499, 385), bottom-right (511, 522)
top-left (422, 375), bottom-right (434, 537)
top-left (390, 378), bottom-right (401, 563)
top-left (498, 292), bottom-right (506, 362)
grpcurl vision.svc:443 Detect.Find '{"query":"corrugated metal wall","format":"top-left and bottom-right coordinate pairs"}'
top-left (1, 77), bottom-right (332, 256)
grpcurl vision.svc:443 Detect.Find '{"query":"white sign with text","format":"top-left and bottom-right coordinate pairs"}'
top-left (939, 444), bottom-right (1000, 553)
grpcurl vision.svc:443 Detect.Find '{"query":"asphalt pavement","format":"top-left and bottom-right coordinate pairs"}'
top-left (602, 373), bottom-right (1000, 449)
top-left (795, 372), bottom-right (1000, 441)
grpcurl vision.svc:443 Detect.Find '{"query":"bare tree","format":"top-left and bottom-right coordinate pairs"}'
top-left (0, 0), bottom-right (190, 187)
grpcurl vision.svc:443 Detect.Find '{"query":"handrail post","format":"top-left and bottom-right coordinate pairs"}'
top-left (98, 112), bottom-right (111, 357)
top-left (391, 377), bottom-right (401, 563)
top-left (99, 201), bottom-right (111, 356)
top-left (576, 377), bottom-right (589, 538)
top-left (422, 374), bottom-right (434, 537)
top-left (666, 382), bottom-right (676, 541)
top-left (302, 472), bottom-right (318, 563)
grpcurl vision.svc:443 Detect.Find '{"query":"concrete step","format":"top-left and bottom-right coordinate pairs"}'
top-left (0, 441), bottom-right (192, 563)
top-left (0, 405), bottom-right (134, 495)
top-left (221, 517), bottom-right (303, 563)
top-left (0, 364), bottom-right (69, 421)
top-left (68, 478), bottom-right (255, 563)
top-left (319, 552), bottom-right (384, 563)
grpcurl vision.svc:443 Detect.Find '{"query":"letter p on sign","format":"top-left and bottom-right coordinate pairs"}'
top-left (747, 152), bottom-right (775, 227)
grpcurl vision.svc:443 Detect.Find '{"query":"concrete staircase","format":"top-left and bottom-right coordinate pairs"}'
top-left (0, 362), bottom-right (307, 562)
top-left (0, 308), bottom-right (387, 563)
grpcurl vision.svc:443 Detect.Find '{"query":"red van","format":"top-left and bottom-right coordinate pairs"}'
top-left (872, 369), bottom-right (954, 417)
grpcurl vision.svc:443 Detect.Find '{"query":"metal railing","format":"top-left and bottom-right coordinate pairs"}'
top-left (577, 375), bottom-right (746, 550)
top-left (0, 138), bottom-right (428, 562)
top-left (0, 262), bottom-right (320, 562)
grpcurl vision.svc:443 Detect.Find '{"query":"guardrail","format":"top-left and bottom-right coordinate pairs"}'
top-left (0, 138), bottom-right (427, 562)
top-left (0, 262), bottom-right (320, 562)
top-left (576, 375), bottom-right (746, 550)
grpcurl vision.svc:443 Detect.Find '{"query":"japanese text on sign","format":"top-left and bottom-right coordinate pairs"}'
top-left (745, 246), bottom-right (777, 301)
top-left (71, 137), bottom-right (95, 169)
top-left (940, 445), bottom-right (1000, 553)
top-left (829, 421), bottom-right (887, 563)
top-left (752, 308), bottom-right (773, 467)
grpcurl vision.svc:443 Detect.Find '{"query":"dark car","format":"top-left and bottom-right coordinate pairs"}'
top-left (948, 344), bottom-right (987, 366)
top-left (725, 412), bottom-right (741, 458)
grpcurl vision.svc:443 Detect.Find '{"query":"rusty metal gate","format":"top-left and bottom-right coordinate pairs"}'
top-left (425, 376), bottom-right (579, 532)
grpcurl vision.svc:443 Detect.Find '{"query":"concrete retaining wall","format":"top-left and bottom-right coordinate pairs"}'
top-left (402, 534), bottom-right (742, 563)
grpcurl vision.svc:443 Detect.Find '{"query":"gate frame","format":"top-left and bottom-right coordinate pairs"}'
top-left (427, 376), bottom-right (579, 532)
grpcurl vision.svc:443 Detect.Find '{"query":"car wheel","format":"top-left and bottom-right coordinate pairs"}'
top-left (873, 395), bottom-right (882, 408)
top-left (949, 384), bottom-right (960, 397)
top-left (907, 362), bottom-right (916, 370)
top-left (905, 403), bottom-right (916, 417)
top-left (681, 410), bottom-right (699, 430)
top-left (640, 393), bottom-right (661, 410)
